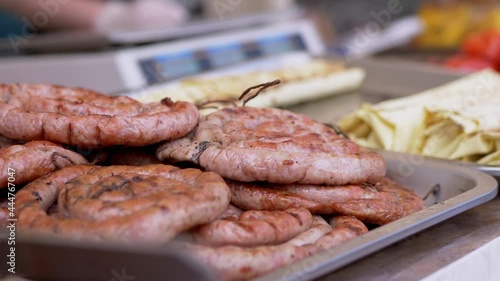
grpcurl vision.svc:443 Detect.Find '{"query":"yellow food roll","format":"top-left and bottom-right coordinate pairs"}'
top-left (339, 69), bottom-right (500, 165)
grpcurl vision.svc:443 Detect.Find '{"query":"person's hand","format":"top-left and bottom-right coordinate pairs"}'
top-left (94, 0), bottom-right (189, 32)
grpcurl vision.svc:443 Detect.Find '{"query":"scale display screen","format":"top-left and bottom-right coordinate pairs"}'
top-left (258, 35), bottom-right (305, 56)
top-left (139, 34), bottom-right (306, 85)
top-left (206, 43), bottom-right (246, 68)
top-left (139, 52), bottom-right (201, 84)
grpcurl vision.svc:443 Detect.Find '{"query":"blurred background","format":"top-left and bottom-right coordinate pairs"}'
top-left (0, 0), bottom-right (498, 93)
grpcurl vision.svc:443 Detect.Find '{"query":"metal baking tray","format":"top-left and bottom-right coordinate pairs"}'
top-left (419, 155), bottom-right (500, 179)
top-left (256, 150), bottom-right (498, 281)
top-left (0, 151), bottom-right (497, 281)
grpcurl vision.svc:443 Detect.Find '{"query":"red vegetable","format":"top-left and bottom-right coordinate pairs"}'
top-left (447, 30), bottom-right (500, 72)
top-left (444, 55), bottom-right (496, 71)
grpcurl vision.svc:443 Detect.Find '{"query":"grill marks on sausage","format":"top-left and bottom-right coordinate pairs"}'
top-left (191, 141), bottom-right (211, 163)
top-left (0, 84), bottom-right (199, 148)
top-left (31, 191), bottom-right (42, 201)
top-left (157, 107), bottom-right (386, 185)
top-left (184, 215), bottom-right (367, 281)
top-left (51, 151), bottom-right (78, 169)
top-left (228, 177), bottom-right (425, 225)
top-left (16, 164), bottom-right (231, 244)
top-left (90, 176), bottom-right (131, 199)
top-left (0, 141), bottom-right (88, 188)
top-left (191, 208), bottom-right (313, 247)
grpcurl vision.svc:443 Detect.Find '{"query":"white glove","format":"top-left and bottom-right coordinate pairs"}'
top-left (94, 0), bottom-right (189, 32)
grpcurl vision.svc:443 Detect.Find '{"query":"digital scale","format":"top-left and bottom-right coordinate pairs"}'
top-left (0, 18), bottom-right (325, 94)
top-left (116, 20), bottom-right (325, 90)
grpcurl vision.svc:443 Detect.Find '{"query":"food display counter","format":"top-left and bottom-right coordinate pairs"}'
top-left (321, 195), bottom-right (500, 281)
top-left (0, 11), bottom-right (500, 281)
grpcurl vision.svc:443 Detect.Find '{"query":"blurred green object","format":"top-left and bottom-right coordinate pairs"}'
top-left (0, 10), bottom-right (29, 38)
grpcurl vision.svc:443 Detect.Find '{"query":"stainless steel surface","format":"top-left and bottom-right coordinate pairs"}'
top-left (0, 31), bottom-right (109, 54)
top-left (415, 155), bottom-right (500, 178)
top-left (284, 90), bottom-right (366, 123)
top-left (478, 166), bottom-right (500, 178)
top-left (350, 57), bottom-right (464, 97)
top-left (256, 151), bottom-right (498, 281)
top-left (0, 53), bottom-right (125, 93)
top-left (319, 196), bottom-right (500, 281)
top-left (0, 231), bottom-right (217, 281)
